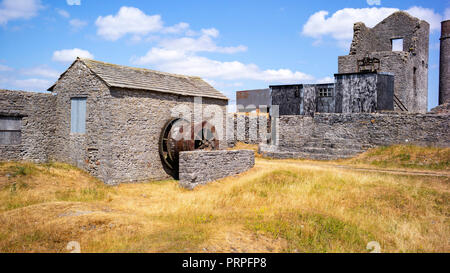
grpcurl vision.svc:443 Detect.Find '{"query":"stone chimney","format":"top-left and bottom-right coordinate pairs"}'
top-left (439, 20), bottom-right (450, 105)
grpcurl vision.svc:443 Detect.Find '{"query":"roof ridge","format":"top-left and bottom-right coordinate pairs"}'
top-left (79, 58), bottom-right (203, 80)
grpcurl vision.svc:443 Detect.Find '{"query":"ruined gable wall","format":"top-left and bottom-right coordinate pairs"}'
top-left (0, 90), bottom-right (56, 162)
top-left (340, 12), bottom-right (429, 113)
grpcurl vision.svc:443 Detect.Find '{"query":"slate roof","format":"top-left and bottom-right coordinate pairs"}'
top-left (48, 58), bottom-right (228, 100)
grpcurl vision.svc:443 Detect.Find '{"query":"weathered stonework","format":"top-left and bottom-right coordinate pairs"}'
top-left (260, 113), bottom-right (450, 160)
top-left (0, 90), bottom-right (56, 162)
top-left (440, 20), bottom-right (450, 105)
top-left (0, 59), bottom-right (229, 185)
top-left (339, 12), bottom-right (429, 113)
top-left (179, 150), bottom-right (255, 189)
top-left (227, 114), bottom-right (270, 147)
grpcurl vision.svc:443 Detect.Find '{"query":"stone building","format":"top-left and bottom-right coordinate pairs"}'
top-left (338, 11), bottom-right (429, 113)
top-left (270, 73), bottom-right (394, 116)
top-left (0, 58), bottom-right (255, 186)
top-left (439, 20), bottom-right (450, 105)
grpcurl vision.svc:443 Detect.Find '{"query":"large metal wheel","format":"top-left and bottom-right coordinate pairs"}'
top-left (159, 118), bottom-right (219, 178)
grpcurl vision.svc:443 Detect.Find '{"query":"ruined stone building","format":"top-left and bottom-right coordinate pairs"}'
top-left (270, 73), bottom-right (394, 116)
top-left (0, 58), bottom-right (255, 187)
top-left (440, 20), bottom-right (450, 106)
top-left (338, 11), bottom-right (429, 113)
top-left (238, 12), bottom-right (429, 116)
top-left (256, 12), bottom-right (448, 160)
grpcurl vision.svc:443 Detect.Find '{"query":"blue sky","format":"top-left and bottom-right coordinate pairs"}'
top-left (0, 0), bottom-right (448, 110)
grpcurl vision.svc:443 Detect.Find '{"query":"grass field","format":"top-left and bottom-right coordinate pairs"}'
top-left (0, 145), bottom-right (448, 253)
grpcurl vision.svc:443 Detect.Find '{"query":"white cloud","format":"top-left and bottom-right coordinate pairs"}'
top-left (132, 48), bottom-right (313, 83)
top-left (95, 6), bottom-right (163, 41)
top-left (201, 28), bottom-right (219, 38)
top-left (367, 0), bottom-right (381, 6)
top-left (161, 22), bottom-right (190, 34)
top-left (303, 8), bottom-right (399, 41)
top-left (69, 18), bottom-right (87, 29)
top-left (52, 48), bottom-right (94, 63)
top-left (56, 8), bottom-right (70, 18)
top-left (0, 0), bottom-right (42, 25)
top-left (302, 7), bottom-right (443, 48)
top-left (14, 78), bottom-right (51, 90)
top-left (316, 76), bottom-right (334, 84)
top-left (158, 32), bottom-right (247, 54)
top-left (0, 64), bottom-right (13, 72)
top-left (445, 8), bottom-right (450, 20)
top-left (21, 65), bottom-right (59, 78)
top-left (67, 0), bottom-right (80, 5)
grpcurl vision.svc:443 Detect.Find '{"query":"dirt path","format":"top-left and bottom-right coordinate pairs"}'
top-left (259, 159), bottom-right (450, 178)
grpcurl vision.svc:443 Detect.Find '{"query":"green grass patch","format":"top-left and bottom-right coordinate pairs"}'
top-left (246, 211), bottom-right (375, 253)
top-left (347, 145), bottom-right (450, 171)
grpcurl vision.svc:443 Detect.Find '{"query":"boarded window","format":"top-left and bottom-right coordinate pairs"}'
top-left (70, 98), bottom-right (86, 134)
top-left (0, 116), bottom-right (21, 145)
top-left (392, 38), bottom-right (403, 51)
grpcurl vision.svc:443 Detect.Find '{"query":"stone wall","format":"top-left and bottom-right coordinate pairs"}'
top-left (339, 12), bottom-right (429, 113)
top-left (260, 112), bottom-right (450, 160)
top-left (0, 90), bottom-right (56, 162)
top-left (440, 20), bottom-right (450, 105)
top-left (227, 114), bottom-right (270, 146)
top-left (179, 150), bottom-right (255, 189)
top-left (5, 60), bottom-right (229, 185)
top-left (103, 88), bottom-right (228, 185)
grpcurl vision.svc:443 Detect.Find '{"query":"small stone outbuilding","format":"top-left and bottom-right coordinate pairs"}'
top-left (1, 58), bottom-right (231, 185)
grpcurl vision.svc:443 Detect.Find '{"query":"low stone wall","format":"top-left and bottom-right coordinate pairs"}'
top-left (260, 112), bottom-right (450, 160)
top-left (179, 150), bottom-right (255, 189)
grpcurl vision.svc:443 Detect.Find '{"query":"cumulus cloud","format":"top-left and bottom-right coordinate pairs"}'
top-left (95, 6), bottom-right (163, 41)
top-left (302, 6), bottom-right (443, 48)
top-left (367, 0), bottom-right (381, 6)
top-left (52, 48), bottom-right (94, 63)
top-left (67, 0), bottom-right (80, 5)
top-left (69, 18), bottom-right (87, 29)
top-left (131, 48), bottom-right (313, 83)
top-left (0, 0), bottom-right (43, 25)
top-left (21, 65), bottom-right (59, 78)
top-left (13, 78), bottom-right (51, 89)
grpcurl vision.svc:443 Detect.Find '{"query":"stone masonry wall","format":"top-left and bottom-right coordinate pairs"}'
top-left (50, 60), bottom-right (229, 185)
top-left (339, 12), bottom-right (429, 113)
top-left (260, 112), bottom-right (449, 160)
top-left (0, 90), bottom-right (56, 162)
top-left (104, 88), bottom-right (228, 185)
top-left (179, 150), bottom-right (255, 189)
top-left (227, 114), bottom-right (270, 147)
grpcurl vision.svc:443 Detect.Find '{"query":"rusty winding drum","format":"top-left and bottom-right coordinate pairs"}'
top-left (159, 118), bottom-right (219, 177)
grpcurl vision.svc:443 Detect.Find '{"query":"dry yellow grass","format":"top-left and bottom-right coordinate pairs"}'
top-left (0, 148), bottom-right (448, 253)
